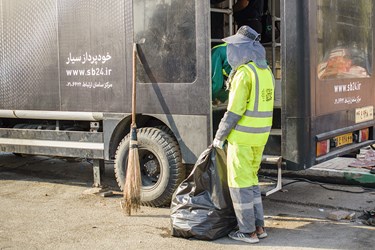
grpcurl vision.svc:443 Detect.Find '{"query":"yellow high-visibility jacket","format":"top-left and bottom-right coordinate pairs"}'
top-left (215, 62), bottom-right (275, 146)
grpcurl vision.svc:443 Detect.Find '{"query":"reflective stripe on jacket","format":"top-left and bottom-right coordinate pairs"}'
top-left (227, 62), bottom-right (275, 146)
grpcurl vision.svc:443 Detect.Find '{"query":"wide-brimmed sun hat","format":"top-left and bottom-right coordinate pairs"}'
top-left (223, 25), bottom-right (261, 44)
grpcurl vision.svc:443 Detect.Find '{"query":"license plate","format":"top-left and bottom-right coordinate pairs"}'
top-left (334, 133), bottom-right (353, 147)
top-left (355, 106), bottom-right (374, 123)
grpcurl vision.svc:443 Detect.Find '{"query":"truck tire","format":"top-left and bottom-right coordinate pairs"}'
top-left (114, 127), bottom-right (185, 207)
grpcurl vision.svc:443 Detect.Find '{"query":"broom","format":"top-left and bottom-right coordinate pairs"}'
top-left (123, 43), bottom-right (141, 216)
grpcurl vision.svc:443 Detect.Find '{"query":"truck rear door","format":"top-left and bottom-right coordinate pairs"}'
top-left (282, 0), bottom-right (375, 169)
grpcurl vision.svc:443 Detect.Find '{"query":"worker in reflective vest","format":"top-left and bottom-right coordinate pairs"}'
top-left (213, 25), bottom-right (275, 244)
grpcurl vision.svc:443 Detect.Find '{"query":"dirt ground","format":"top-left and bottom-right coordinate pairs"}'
top-left (0, 153), bottom-right (374, 250)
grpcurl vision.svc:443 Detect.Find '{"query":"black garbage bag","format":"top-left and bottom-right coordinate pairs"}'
top-left (170, 146), bottom-right (237, 240)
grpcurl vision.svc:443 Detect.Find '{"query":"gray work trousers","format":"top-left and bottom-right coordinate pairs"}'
top-left (229, 185), bottom-right (265, 233)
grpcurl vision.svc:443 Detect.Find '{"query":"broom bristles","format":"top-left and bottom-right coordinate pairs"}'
top-left (123, 126), bottom-right (142, 216)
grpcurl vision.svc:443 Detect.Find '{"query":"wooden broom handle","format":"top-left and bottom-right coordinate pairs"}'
top-left (131, 43), bottom-right (137, 126)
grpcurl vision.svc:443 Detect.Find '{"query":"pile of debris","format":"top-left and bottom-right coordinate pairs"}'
top-left (359, 209), bottom-right (375, 226)
top-left (349, 148), bottom-right (375, 173)
top-left (327, 209), bottom-right (375, 227)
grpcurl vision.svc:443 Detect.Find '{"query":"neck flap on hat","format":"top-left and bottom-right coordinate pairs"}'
top-left (226, 41), bottom-right (268, 70)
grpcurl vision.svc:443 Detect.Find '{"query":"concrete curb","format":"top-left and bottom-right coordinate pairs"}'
top-left (261, 157), bottom-right (375, 188)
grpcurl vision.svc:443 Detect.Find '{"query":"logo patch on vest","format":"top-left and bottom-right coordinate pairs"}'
top-left (262, 88), bottom-right (273, 102)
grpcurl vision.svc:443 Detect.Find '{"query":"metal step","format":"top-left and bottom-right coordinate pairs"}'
top-left (262, 155), bottom-right (283, 196)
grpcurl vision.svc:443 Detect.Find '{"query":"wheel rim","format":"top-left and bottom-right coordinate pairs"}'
top-left (138, 147), bottom-right (162, 190)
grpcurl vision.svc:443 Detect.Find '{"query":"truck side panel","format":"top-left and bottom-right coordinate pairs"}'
top-left (0, 0), bottom-right (59, 110)
top-left (0, 0), bottom-right (129, 112)
top-left (0, 0), bottom-right (211, 165)
top-left (58, 0), bottom-right (128, 112)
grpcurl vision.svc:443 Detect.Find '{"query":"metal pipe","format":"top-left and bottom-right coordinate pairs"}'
top-left (229, 0), bottom-right (234, 35)
top-left (272, 0), bottom-right (276, 73)
top-left (0, 110), bottom-right (104, 121)
top-left (211, 38), bottom-right (224, 43)
top-left (210, 7), bottom-right (232, 15)
top-left (0, 110), bottom-right (15, 118)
